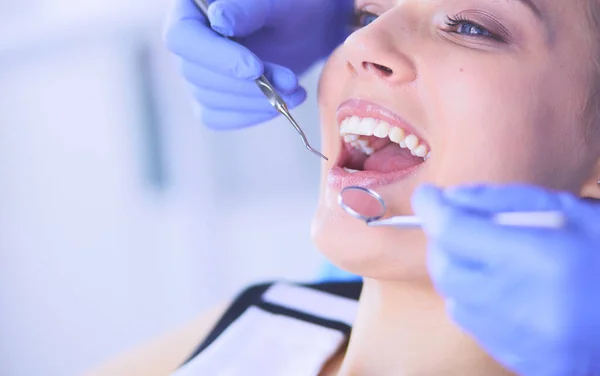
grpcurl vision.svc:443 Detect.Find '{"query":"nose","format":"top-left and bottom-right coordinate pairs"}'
top-left (343, 18), bottom-right (417, 84)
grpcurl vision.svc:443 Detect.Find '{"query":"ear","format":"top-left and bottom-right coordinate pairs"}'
top-left (580, 157), bottom-right (600, 199)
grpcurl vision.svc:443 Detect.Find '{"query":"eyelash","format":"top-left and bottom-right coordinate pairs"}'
top-left (351, 10), bottom-right (505, 43)
top-left (444, 15), bottom-right (504, 42)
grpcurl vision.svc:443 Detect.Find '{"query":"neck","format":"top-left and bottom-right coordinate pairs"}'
top-left (337, 278), bottom-right (513, 376)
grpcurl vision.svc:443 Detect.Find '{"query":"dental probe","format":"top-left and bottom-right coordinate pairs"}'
top-left (192, 0), bottom-right (328, 161)
top-left (339, 186), bottom-right (567, 230)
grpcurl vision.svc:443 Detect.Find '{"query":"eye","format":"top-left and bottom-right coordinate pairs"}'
top-left (445, 16), bottom-right (503, 42)
top-left (456, 22), bottom-right (492, 37)
top-left (353, 10), bottom-right (379, 29)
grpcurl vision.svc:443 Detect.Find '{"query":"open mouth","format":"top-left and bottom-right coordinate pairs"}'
top-left (337, 115), bottom-right (430, 173)
top-left (329, 99), bottom-right (430, 189)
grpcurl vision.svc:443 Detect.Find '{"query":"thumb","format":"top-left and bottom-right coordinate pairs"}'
top-left (208, 0), bottom-right (277, 37)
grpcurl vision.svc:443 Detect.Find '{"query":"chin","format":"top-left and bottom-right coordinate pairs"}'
top-left (309, 98), bottom-right (435, 282)
top-left (311, 199), bottom-right (430, 281)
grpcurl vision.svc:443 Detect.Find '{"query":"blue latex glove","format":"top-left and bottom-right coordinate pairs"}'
top-left (164, 0), bottom-right (353, 129)
top-left (412, 184), bottom-right (600, 376)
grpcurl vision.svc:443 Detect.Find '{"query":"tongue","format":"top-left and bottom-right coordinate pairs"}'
top-left (363, 143), bottom-right (423, 173)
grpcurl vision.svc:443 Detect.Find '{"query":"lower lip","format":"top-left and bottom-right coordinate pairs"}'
top-left (328, 165), bottom-right (421, 190)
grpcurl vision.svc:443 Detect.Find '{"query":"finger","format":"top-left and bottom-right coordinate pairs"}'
top-left (207, 0), bottom-right (275, 37)
top-left (446, 301), bottom-right (522, 370)
top-left (200, 108), bottom-right (278, 129)
top-left (180, 61), bottom-right (300, 95)
top-left (449, 300), bottom-right (547, 375)
top-left (263, 62), bottom-right (301, 94)
top-left (191, 86), bottom-right (307, 112)
top-left (427, 244), bottom-right (498, 306)
top-left (447, 209), bottom-right (564, 266)
top-left (164, 0), bottom-right (207, 32)
top-left (443, 184), bottom-right (564, 214)
top-left (413, 184), bottom-right (563, 266)
top-left (164, 1), bottom-right (263, 79)
top-left (443, 183), bottom-right (591, 234)
top-left (411, 184), bottom-right (445, 235)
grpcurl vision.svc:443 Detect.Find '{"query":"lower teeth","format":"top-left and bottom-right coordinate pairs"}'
top-left (343, 167), bottom-right (360, 174)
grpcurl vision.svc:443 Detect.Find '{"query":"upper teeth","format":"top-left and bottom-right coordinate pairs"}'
top-left (340, 116), bottom-right (431, 159)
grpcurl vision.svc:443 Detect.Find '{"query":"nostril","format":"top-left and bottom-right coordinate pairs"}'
top-left (347, 61), bottom-right (357, 75)
top-left (373, 63), bottom-right (393, 75)
top-left (363, 62), bottom-right (394, 77)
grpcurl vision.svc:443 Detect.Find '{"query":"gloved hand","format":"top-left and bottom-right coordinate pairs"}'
top-left (164, 0), bottom-right (354, 129)
top-left (412, 184), bottom-right (600, 376)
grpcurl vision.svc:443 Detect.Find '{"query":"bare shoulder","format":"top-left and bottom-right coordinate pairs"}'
top-left (82, 302), bottom-right (229, 376)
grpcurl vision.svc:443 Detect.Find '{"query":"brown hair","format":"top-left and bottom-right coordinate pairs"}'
top-left (582, 0), bottom-right (600, 140)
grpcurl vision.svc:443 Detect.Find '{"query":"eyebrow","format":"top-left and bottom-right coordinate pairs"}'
top-left (514, 0), bottom-right (542, 18)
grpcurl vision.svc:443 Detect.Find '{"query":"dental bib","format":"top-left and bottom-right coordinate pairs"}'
top-left (171, 282), bottom-right (360, 376)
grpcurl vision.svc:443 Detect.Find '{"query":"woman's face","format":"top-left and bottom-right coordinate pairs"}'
top-left (312, 0), bottom-right (600, 280)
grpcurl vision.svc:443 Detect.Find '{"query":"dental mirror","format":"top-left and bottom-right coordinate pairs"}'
top-left (338, 186), bottom-right (388, 222)
top-left (338, 185), bottom-right (566, 229)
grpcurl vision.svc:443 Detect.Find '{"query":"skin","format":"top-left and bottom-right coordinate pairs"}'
top-left (314, 0), bottom-right (600, 281)
top-left (87, 0), bottom-right (600, 375)
top-left (313, 0), bottom-right (600, 374)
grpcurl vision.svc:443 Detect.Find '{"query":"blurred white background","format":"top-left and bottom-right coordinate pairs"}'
top-left (0, 1), bottom-right (328, 375)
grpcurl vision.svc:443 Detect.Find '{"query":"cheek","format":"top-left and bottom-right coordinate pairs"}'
top-left (421, 57), bottom-right (579, 188)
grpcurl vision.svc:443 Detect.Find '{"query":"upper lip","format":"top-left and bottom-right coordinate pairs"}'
top-left (335, 98), bottom-right (428, 147)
